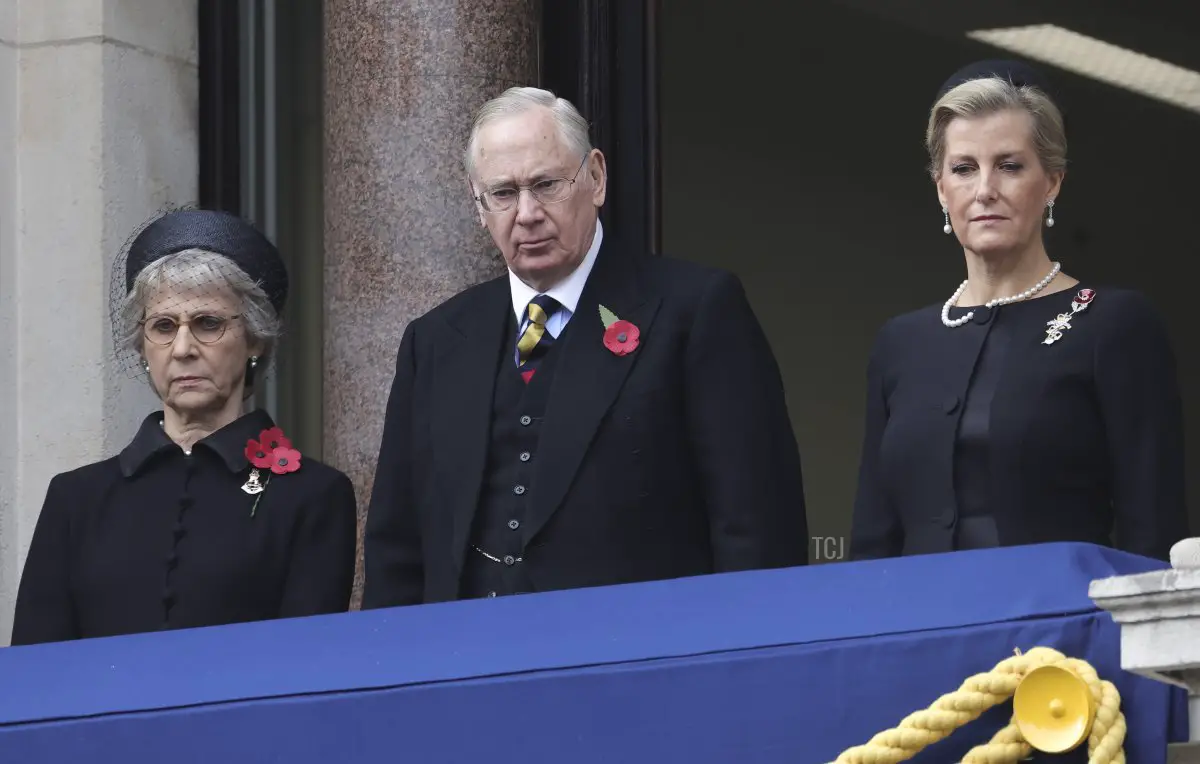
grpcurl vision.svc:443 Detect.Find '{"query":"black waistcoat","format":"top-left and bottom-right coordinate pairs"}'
top-left (459, 314), bottom-right (569, 599)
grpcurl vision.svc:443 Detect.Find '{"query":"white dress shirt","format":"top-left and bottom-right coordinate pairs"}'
top-left (508, 220), bottom-right (604, 348)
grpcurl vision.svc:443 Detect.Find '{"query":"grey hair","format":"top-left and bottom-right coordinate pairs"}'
top-left (925, 77), bottom-right (1067, 179)
top-left (119, 248), bottom-right (282, 389)
top-left (463, 86), bottom-right (593, 178)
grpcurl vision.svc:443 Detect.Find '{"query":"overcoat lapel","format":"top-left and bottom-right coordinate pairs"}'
top-left (523, 241), bottom-right (661, 545)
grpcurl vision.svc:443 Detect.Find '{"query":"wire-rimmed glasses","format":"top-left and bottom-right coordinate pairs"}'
top-left (141, 314), bottom-right (242, 345)
top-left (474, 155), bottom-right (589, 213)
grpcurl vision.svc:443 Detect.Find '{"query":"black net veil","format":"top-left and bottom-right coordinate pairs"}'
top-left (108, 204), bottom-right (289, 382)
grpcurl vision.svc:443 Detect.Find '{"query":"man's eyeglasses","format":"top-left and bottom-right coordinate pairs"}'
top-left (142, 314), bottom-right (242, 345)
top-left (474, 155), bottom-right (588, 213)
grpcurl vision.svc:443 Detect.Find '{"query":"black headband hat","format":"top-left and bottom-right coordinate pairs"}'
top-left (936, 59), bottom-right (1059, 102)
top-left (934, 58), bottom-right (1067, 138)
top-left (943, 58), bottom-right (1064, 112)
top-left (123, 208), bottom-right (289, 315)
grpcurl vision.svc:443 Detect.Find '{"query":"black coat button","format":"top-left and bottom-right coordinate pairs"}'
top-left (508, 519), bottom-right (520, 530)
top-left (520, 415), bottom-right (532, 426)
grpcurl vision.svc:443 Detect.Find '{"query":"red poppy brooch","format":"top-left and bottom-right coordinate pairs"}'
top-left (1043, 288), bottom-right (1095, 345)
top-left (242, 426), bottom-right (302, 516)
top-left (598, 304), bottom-right (640, 356)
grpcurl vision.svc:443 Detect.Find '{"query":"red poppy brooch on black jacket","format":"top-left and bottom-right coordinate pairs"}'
top-left (242, 426), bottom-right (302, 516)
top-left (599, 304), bottom-right (640, 356)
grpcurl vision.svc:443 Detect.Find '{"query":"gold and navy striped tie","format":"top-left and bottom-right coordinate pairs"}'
top-left (516, 294), bottom-right (562, 382)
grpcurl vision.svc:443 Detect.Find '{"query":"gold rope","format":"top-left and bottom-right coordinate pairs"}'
top-left (833, 647), bottom-right (1126, 764)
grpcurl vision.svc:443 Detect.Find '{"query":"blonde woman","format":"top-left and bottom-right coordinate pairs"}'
top-left (850, 60), bottom-right (1187, 561)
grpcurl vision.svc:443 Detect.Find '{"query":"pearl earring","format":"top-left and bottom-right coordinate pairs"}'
top-left (942, 206), bottom-right (952, 235)
top-left (250, 356), bottom-right (258, 368)
top-left (142, 360), bottom-right (150, 373)
top-left (1045, 199), bottom-right (1056, 227)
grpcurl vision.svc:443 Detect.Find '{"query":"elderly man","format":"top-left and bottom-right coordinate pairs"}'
top-left (362, 87), bottom-right (807, 606)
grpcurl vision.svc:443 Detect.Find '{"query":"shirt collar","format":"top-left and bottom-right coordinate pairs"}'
top-left (118, 409), bottom-right (277, 478)
top-left (509, 218), bottom-right (604, 322)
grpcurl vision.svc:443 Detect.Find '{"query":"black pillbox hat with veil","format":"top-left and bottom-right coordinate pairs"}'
top-left (122, 208), bottom-right (289, 315)
top-left (111, 207), bottom-right (289, 379)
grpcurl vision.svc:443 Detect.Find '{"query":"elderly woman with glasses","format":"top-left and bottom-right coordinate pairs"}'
top-left (11, 209), bottom-right (357, 646)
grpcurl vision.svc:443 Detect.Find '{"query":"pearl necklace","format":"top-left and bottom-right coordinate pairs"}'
top-left (941, 261), bottom-right (1061, 328)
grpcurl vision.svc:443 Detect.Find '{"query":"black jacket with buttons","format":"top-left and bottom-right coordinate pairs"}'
top-left (10, 409), bottom-right (357, 645)
top-left (851, 286), bottom-right (1189, 561)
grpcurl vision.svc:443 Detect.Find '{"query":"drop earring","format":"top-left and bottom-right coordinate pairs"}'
top-left (942, 206), bottom-right (952, 235)
top-left (1045, 199), bottom-right (1056, 228)
top-left (142, 360), bottom-right (150, 373)
top-left (250, 356), bottom-right (259, 368)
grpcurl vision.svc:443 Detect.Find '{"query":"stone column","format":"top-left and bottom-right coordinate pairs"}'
top-left (0, 0), bottom-right (199, 643)
top-left (323, 1), bottom-right (539, 605)
top-left (1090, 545), bottom-right (1200, 763)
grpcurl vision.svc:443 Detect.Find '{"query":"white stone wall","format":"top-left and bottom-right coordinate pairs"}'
top-left (1091, 550), bottom-right (1200, 759)
top-left (0, 0), bottom-right (198, 644)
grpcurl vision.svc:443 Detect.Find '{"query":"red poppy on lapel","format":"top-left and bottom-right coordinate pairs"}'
top-left (244, 439), bottom-right (274, 470)
top-left (603, 320), bottom-right (640, 356)
top-left (243, 426), bottom-right (302, 516)
top-left (258, 426), bottom-right (292, 451)
top-left (599, 304), bottom-right (640, 356)
top-left (269, 447), bottom-right (302, 475)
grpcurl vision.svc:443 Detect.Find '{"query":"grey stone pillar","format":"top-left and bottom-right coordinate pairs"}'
top-left (323, 1), bottom-right (540, 605)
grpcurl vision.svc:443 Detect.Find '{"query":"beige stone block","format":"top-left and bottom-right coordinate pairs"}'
top-left (0, 39), bottom-right (18, 647)
top-left (14, 41), bottom-right (107, 466)
top-left (13, 0), bottom-right (104, 45)
top-left (0, 2), bottom-right (16, 44)
top-left (0, 39), bottom-right (15, 206)
top-left (8, 0), bottom-right (196, 66)
top-left (105, 0), bottom-right (198, 65)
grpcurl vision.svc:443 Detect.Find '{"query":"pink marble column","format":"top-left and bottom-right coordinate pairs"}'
top-left (323, 0), bottom-right (539, 606)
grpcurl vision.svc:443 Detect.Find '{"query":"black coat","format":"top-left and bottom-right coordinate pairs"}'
top-left (362, 238), bottom-right (808, 607)
top-left (851, 285), bottom-right (1189, 561)
top-left (10, 409), bottom-right (357, 645)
